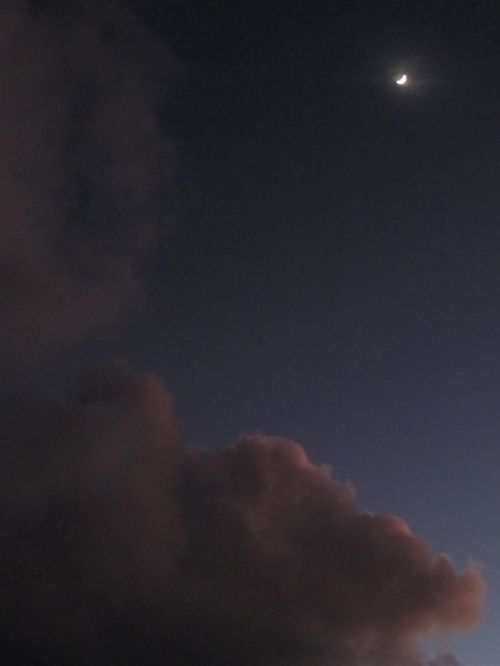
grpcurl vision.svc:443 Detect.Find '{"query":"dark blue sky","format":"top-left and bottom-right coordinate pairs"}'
top-left (114, 3), bottom-right (499, 664)
top-left (7, 1), bottom-right (498, 663)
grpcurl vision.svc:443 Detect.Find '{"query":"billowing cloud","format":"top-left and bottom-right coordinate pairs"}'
top-left (0, 0), bottom-right (176, 355)
top-left (0, 364), bottom-right (484, 665)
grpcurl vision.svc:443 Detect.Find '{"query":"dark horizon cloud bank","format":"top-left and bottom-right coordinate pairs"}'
top-left (0, 0), bottom-right (176, 356)
top-left (0, 363), bottom-right (484, 665)
top-left (0, 2), bottom-right (485, 665)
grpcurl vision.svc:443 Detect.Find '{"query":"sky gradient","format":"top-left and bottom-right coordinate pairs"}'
top-left (1, 1), bottom-right (498, 664)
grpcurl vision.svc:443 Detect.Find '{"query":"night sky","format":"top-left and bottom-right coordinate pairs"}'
top-left (1, 1), bottom-right (498, 665)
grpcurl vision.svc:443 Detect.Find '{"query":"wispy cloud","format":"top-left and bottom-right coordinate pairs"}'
top-left (0, 0), bottom-right (176, 356)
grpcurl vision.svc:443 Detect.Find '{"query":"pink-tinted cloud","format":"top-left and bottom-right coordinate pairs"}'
top-left (0, 364), bottom-right (484, 665)
top-left (0, 0), bottom-right (177, 357)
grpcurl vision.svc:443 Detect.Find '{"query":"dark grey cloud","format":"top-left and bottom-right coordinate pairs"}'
top-left (0, 364), bottom-right (484, 665)
top-left (0, 0), bottom-right (176, 356)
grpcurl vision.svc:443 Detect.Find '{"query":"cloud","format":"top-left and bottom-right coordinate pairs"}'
top-left (0, 0), bottom-right (177, 356)
top-left (0, 364), bottom-right (485, 665)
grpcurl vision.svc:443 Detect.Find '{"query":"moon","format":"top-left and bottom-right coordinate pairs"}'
top-left (395, 74), bottom-right (407, 85)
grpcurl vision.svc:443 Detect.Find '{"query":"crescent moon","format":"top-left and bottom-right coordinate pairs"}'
top-left (396, 74), bottom-right (407, 85)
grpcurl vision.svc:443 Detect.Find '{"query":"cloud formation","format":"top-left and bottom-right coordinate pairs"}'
top-left (0, 0), bottom-right (176, 355)
top-left (0, 363), bottom-right (484, 665)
